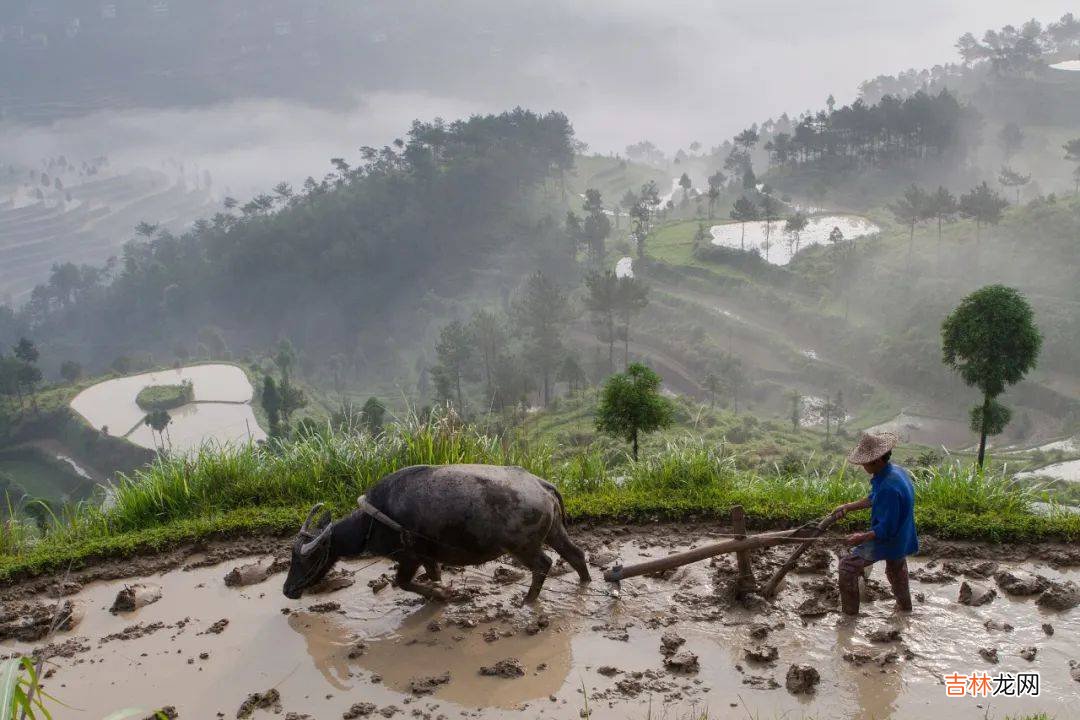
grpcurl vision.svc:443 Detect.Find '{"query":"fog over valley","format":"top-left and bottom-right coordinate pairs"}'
top-left (2, 4), bottom-right (1080, 718)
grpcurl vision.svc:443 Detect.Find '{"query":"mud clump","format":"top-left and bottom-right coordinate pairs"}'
top-left (958, 581), bottom-right (996, 606)
top-left (944, 560), bottom-right (998, 580)
top-left (843, 649), bottom-right (898, 666)
top-left (47, 580), bottom-right (82, 598)
top-left (307, 601), bottom-right (341, 614)
top-left (237, 688), bottom-right (281, 718)
top-left (994, 569), bottom-right (1049, 596)
top-left (343, 703), bottom-right (377, 718)
top-left (659, 631), bottom-right (685, 656)
top-left (309, 570), bottom-right (355, 594)
top-left (979, 647), bottom-right (999, 663)
top-left (100, 621), bottom-right (165, 644)
top-left (1071, 660), bottom-right (1080, 683)
top-left (479, 658), bottom-right (525, 678)
top-left (408, 672), bottom-right (450, 695)
top-left (368, 575), bottom-right (391, 594)
top-left (1036, 581), bottom-right (1080, 611)
top-left (742, 674), bottom-right (780, 689)
top-left (24, 636), bottom-right (91, 660)
top-left (984, 619), bottom-right (1014, 632)
top-left (224, 559), bottom-right (287, 588)
top-left (663, 650), bottom-right (699, 673)
top-left (111, 583), bottom-right (163, 613)
top-left (794, 547), bottom-right (832, 574)
top-left (867, 626), bottom-right (901, 643)
top-left (1019, 646), bottom-right (1038, 661)
top-left (201, 618), bottom-right (229, 635)
top-left (0, 600), bottom-right (81, 642)
top-left (785, 664), bottom-right (820, 694)
top-left (744, 645), bottom-right (779, 663)
top-left (910, 567), bottom-right (955, 583)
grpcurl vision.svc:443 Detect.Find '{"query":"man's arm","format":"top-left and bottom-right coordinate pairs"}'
top-left (831, 496), bottom-right (871, 519)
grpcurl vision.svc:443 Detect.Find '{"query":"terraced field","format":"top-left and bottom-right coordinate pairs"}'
top-left (0, 168), bottom-right (215, 301)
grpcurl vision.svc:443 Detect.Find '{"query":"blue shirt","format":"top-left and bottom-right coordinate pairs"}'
top-left (858, 462), bottom-right (918, 562)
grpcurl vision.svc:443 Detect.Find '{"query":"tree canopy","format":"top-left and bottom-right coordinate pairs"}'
top-left (942, 285), bottom-right (1042, 467)
top-left (595, 363), bottom-right (674, 460)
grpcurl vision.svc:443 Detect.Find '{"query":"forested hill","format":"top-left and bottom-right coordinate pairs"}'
top-left (15, 109), bottom-right (578, 374)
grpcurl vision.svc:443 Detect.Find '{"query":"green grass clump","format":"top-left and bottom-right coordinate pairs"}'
top-left (1, 413), bottom-right (1077, 581)
top-left (135, 382), bottom-right (194, 412)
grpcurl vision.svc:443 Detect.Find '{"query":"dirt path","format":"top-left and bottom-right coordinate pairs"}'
top-left (2, 525), bottom-right (1078, 719)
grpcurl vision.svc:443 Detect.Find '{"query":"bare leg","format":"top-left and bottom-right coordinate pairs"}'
top-left (422, 559), bottom-right (442, 582)
top-left (512, 548), bottom-right (553, 603)
top-left (544, 523), bottom-right (591, 582)
top-left (885, 558), bottom-right (912, 612)
top-left (395, 556), bottom-right (447, 601)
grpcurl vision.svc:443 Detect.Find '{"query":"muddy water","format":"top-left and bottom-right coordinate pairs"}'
top-left (710, 215), bottom-right (880, 266)
top-left (3, 531), bottom-right (1078, 719)
top-left (1017, 459), bottom-right (1080, 483)
top-left (866, 412), bottom-right (972, 450)
top-left (70, 364), bottom-right (265, 452)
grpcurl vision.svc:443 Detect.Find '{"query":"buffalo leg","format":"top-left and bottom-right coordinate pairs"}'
top-left (422, 559), bottom-right (442, 582)
top-left (512, 548), bottom-right (553, 603)
top-left (395, 556), bottom-right (447, 601)
top-left (545, 523), bottom-right (591, 582)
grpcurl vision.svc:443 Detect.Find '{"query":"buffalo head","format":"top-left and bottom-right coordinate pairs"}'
top-left (282, 503), bottom-right (335, 599)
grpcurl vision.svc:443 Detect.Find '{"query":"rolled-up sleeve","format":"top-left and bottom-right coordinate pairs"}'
top-left (870, 488), bottom-right (902, 542)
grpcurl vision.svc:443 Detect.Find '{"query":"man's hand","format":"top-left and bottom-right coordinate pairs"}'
top-left (831, 504), bottom-right (849, 521)
top-left (844, 531), bottom-right (871, 546)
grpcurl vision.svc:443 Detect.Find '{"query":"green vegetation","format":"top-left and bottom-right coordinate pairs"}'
top-left (942, 286), bottom-right (1043, 467)
top-left (135, 381), bottom-right (194, 411)
top-left (1, 415), bottom-right (1075, 581)
top-left (595, 363), bottom-right (674, 459)
top-left (0, 448), bottom-right (92, 504)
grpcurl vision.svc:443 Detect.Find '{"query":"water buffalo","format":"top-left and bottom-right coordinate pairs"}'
top-left (282, 464), bottom-right (591, 602)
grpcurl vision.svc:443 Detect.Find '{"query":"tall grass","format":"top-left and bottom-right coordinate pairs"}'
top-left (1, 412), bottom-right (1077, 579)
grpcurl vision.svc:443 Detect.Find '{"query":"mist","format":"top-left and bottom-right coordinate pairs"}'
top-left (3, 0), bottom-right (1076, 191)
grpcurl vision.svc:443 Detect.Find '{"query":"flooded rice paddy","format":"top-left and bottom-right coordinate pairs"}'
top-left (3, 525), bottom-right (1078, 719)
top-left (866, 412), bottom-right (972, 451)
top-left (1016, 459), bottom-right (1080, 484)
top-left (70, 364), bottom-right (265, 453)
top-left (710, 215), bottom-right (880, 266)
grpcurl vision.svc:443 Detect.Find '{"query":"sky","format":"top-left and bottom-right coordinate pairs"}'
top-left (2, 1), bottom-right (1076, 196)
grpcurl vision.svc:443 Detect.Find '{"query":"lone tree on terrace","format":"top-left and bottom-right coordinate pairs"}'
top-left (595, 363), bottom-right (674, 460)
top-left (941, 285), bottom-right (1041, 468)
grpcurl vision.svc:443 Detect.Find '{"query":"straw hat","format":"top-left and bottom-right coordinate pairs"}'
top-left (846, 431), bottom-right (898, 465)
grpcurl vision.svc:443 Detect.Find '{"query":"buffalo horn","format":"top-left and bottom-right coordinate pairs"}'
top-left (299, 523), bottom-right (332, 556)
top-left (299, 502), bottom-right (326, 538)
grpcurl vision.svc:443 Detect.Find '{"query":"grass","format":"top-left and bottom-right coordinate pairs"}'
top-left (1, 411), bottom-right (1077, 581)
top-left (134, 382), bottom-right (193, 412)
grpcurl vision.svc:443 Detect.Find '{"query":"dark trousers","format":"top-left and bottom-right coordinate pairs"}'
top-left (838, 552), bottom-right (912, 615)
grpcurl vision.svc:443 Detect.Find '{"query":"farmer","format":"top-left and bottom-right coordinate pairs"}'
top-left (830, 431), bottom-right (917, 615)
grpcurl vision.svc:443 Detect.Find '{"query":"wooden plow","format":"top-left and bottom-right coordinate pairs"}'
top-left (603, 505), bottom-right (840, 597)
